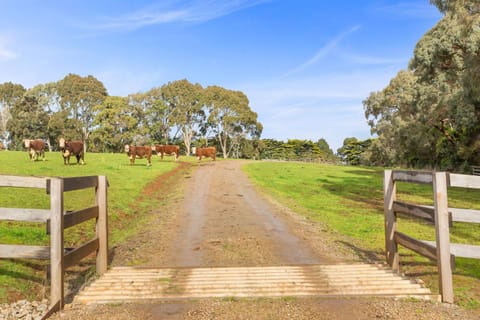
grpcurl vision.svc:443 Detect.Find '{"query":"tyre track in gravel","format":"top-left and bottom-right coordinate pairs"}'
top-left (168, 160), bottom-right (336, 268)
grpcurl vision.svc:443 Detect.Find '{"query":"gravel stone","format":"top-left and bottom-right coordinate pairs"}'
top-left (0, 299), bottom-right (48, 320)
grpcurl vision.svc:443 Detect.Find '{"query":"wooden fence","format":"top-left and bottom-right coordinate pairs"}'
top-left (472, 165), bottom-right (480, 176)
top-left (384, 170), bottom-right (480, 303)
top-left (0, 175), bottom-right (108, 315)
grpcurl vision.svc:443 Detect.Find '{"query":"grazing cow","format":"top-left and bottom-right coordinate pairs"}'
top-left (193, 146), bottom-right (216, 161)
top-left (125, 145), bottom-right (152, 166)
top-left (0, 142), bottom-right (4, 151)
top-left (59, 138), bottom-right (85, 165)
top-left (151, 144), bottom-right (180, 161)
top-left (24, 139), bottom-right (46, 161)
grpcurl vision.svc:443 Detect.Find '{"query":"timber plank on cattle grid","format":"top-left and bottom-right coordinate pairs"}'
top-left (72, 264), bottom-right (438, 304)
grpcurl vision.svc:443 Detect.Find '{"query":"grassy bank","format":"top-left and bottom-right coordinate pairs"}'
top-left (243, 161), bottom-right (480, 308)
top-left (0, 150), bottom-right (183, 302)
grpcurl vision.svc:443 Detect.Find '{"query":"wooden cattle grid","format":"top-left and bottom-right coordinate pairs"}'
top-left (74, 263), bottom-right (436, 304)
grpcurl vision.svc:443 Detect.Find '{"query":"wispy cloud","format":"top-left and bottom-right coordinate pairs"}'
top-left (283, 25), bottom-right (361, 77)
top-left (373, 2), bottom-right (442, 19)
top-left (0, 48), bottom-right (15, 61)
top-left (237, 65), bottom-right (398, 148)
top-left (339, 53), bottom-right (407, 66)
top-left (91, 0), bottom-right (271, 32)
top-left (0, 35), bottom-right (16, 61)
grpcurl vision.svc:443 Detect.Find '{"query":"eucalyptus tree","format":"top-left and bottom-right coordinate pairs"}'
top-left (315, 138), bottom-right (337, 162)
top-left (90, 96), bottom-right (138, 152)
top-left (204, 85), bottom-right (262, 158)
top-left (430, 0), bottom-right (480, 14)
top-left (125, 92), bottom-right (152, 146)
top-left (161, 79), bottom-right (204, 155)
top-left (0, 82), bottom-right (25, 148)
top-left (26, 82), bottom-right (61, 150)
top-left (6, 95), bottom-right (49, 150)
top-left (364, 0), bottom-right (480, 170)
top-left (233, 136), bottom-right (263, 159)
top-left (57, 74), bottom-right (108, 150)
top-left (364, 70), bottom-right (436, 167)
top-left (410, 0), bottom-right (480, 168)
top-left (143, 87), bottom-right (176, 144)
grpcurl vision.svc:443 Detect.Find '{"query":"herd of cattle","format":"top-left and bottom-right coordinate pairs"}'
top-left (20, 139), bottom-right (216, 166)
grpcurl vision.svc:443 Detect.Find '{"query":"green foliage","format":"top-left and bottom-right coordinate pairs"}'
top-left (0, 82), bottom-right (26, 145)
top-left (90, 96), bottom-right (139, 152)
top-left (337, 137), bottom-right (378, 165)
top-left (162, 79), bottom-right (205, 155)
top-left (259, 138), bottom-right (337, 162)
top-left (1, 76), bottom-right (264, 159)
top-left (142, 87), bottom-right (174, 144)
top-left (6, 95), bottom-right (49, 150)
top-left (204, 85), bottom-right (262, 158)
top-left (431, 0), bottom-right (480, 15)
top-left (363, 2), bottom-right (480, 171)
top-left (56, 74), bottom-right (108, 148)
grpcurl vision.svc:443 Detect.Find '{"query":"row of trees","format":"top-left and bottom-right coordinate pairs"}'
top-left (259, 138), bottom-right (337, 162)
top-left (362, 0), bottom-right (480, 171)
top-left (0, 76), bottom-right (339, 161)
top-left (0, 77), bottom-right (263, 159)
top-left (4, 1), bottom-right (479, 169)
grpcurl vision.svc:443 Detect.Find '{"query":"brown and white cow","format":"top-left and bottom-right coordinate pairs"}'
top-left (193, 146), bottom-right (216, 161)
top-left (151, 144), bottom-right (180, 161)
top-left (24, 139), bottom-right (46, 161)
top-left (125, 145), bottom-right (152, 166)
top-left (59, 138), bottom-right (85, 165)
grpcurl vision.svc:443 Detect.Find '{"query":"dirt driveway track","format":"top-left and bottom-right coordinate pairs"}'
top-left (168, 160), bottom-right (335, 268)
top-left (50, 160), bottom-right (479, 320)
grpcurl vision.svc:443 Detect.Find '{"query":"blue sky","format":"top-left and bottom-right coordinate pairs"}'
top-left (0, 1), bottom-right (442, 151)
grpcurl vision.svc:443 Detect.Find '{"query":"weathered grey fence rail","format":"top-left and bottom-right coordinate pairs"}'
top-left (384, 170), bottom-right (480, 303)
top-left (472, 165), bottom-right (480, 176)
top-left (0, 175), bottom-right (108, 315)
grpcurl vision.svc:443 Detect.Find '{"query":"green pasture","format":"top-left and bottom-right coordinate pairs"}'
top-left (0, 150), bottom-right (184, 302)
top-left (243, 161), bottom-right (480, 308)
top-left (1, 152), bottom-right (479, 308)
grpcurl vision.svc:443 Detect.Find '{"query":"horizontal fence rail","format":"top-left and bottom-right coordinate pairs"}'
top-left (384, 170), bottom-right (480, 303)
top-left (0, 174), bottom-right (108, 315)
top-left (471, 166), bottom-right (480, 176)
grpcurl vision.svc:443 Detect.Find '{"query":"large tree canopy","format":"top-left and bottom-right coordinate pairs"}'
top-left (57, 74), bottom-right (108, 149)
top-left (0, 82), bottom-right (26, 146)
top-left (26, 82), bottom-right (61, 150)
top-left (430, 0), bottom-right (480, 14)
top-left (161, 79), bottom-right (204, 156)
top-left (1, 75), bottom-right (266, 159)
top-left (142, 87), bottom-right (175, 144)
top-left (90, 96), bottom-right (138, 152)
top-left (7, 95), bottom-right (49, 150)
top-left (364, 0), bottom-right (480, 170)
top-left (204, 85), bottom-right (262, 158)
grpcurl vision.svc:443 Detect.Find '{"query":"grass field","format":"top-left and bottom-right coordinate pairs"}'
top-left (242, 161), bottom-right (480, 308)
top-left (1, 152), bottom-right (479, 308)
top-left (0, 150), bottom-right (182, 302)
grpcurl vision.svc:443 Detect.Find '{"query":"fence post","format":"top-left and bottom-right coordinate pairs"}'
top-left (384, 170), bottom-right (399, 271)
top-left (49, 178), bottom-right (64, 310)
top-left (96, 176), bottom-right (108, 275)
top-left (433, 172), bottom-right (454, 303)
